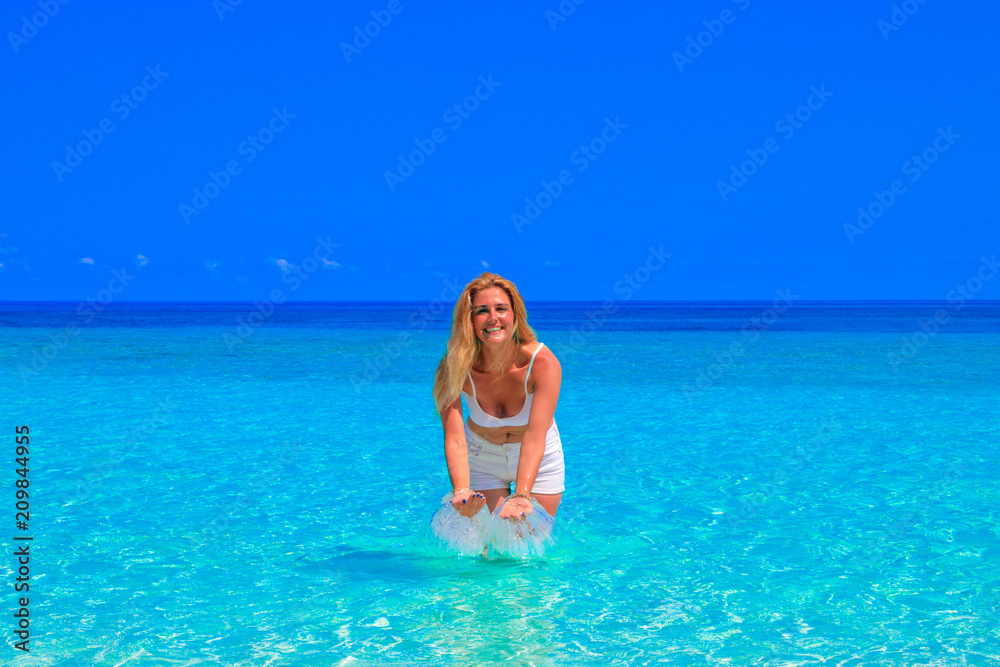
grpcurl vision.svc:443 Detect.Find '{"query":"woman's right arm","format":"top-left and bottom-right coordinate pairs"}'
top-left (440, 396), bottom-right (470, 491)
top-left (440, 396), bottom-right (483, 513)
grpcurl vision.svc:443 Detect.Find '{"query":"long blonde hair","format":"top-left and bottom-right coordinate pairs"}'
top-left (432, 272), bottom-right (537, 414)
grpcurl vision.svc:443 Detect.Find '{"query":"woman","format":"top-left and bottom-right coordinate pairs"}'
top-left (433, 272), bottom-right (565, 521)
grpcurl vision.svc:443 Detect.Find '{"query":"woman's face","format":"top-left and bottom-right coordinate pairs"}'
top-left (471, 287), bottom-right (515, 345)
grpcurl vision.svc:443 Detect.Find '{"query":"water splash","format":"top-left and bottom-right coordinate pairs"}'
top-left (429, 493), bottom-right (490, 555)
top-left (485, 496), bottom-right (556, 559)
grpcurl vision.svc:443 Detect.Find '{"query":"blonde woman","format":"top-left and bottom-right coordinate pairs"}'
top-left (433, 273), bottom-right (565, 521)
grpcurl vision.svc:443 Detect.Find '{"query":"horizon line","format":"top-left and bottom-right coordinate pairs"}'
top-left (3, 299), bottom-right (1000, 306)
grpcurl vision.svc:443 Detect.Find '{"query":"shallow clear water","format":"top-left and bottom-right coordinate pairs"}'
top-left (2, 303), bottom-right (999, 665)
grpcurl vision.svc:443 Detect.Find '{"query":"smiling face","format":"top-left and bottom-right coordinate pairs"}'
top-left (471, 287), bottom-right (515, 345)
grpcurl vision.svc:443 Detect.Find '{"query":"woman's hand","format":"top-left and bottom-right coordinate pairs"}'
top-left (450, 489), bottom-right (486, 518)
top-left (498, 495), bottom-right (533, 520)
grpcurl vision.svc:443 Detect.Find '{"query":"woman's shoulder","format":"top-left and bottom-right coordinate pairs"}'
top-left (525, 340), bottom-right (560, 373)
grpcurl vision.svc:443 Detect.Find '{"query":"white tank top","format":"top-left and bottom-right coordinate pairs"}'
top-left (462, 343), bottom-right (545, 428)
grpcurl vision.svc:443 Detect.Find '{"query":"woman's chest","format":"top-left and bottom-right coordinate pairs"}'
top-left (470, 376), bottom-right (529, 418)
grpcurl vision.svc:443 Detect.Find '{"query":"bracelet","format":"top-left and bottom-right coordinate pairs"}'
top-left (452, 487), bottom-right (473, 496)
top-left (509, 491), bottom-right (532, 501)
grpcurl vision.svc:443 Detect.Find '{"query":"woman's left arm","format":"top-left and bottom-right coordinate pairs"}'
top-left (513, 349), bottom-right (561, 497)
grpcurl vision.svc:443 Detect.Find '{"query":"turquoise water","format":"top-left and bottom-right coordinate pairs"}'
top-left (2, 303), bottom-right (999, 665)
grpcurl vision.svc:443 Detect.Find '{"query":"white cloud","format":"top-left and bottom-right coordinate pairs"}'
top-left (80, 257), bottom-right (94, 265)
top-left (275, 259), bottom-right (292, 273)
top-left (322, 258), bottom-right (340, 268)
top-left (136, 254), bottom-right (148, 267)
top-left (481, 260), bottom-right (490, 268)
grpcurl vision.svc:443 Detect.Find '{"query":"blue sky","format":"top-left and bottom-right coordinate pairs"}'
top-left (2, 0), bottom-right (997, 301)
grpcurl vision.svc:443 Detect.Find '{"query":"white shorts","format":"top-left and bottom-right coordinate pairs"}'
top-left (465, 421), bottom-right (565, 495)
